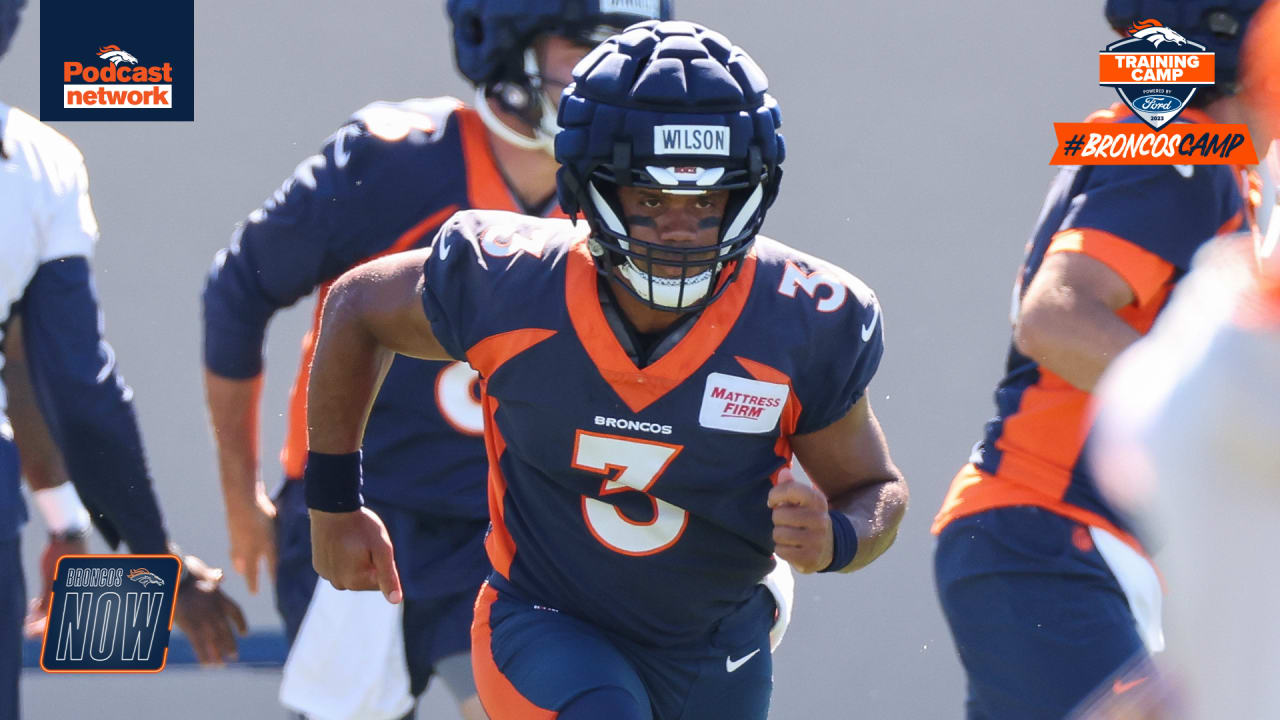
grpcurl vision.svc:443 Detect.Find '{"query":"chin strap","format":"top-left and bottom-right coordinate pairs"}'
top-left (473, 49), bottom-right (561, 156)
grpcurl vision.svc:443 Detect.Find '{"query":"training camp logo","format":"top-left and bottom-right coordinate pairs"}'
top-left (1099, 19), bottom-right (1215, 130)
top-left (40, 555), bottom-right (181, 673)
top-left (62, 44), bottom-right (173, 110)
top-left (1048, 18), bottom-right (1256, 166)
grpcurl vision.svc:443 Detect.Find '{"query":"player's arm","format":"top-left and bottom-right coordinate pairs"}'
top-left (202, 122), bottom-right (386, 593)
top-left (21, 257), bottom-right (247, 663)
top-left (769, 396), bottom-right (907, 574)
top-left (306, 248), bottom-right (451, 602)
top-left (1, 314), bottom-right (90, 638)
top-left (1013, 252), bottom-right (1141, 392)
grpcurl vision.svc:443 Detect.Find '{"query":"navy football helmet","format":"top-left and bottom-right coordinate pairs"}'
top-left (0, 0), bottom-right (24, 61)
top-left (448, 0), bottom-right (673, 153)
top-left (1105, 0), bottom-right (1268, 98)
top-left (556, 20), bottom-right (784, 311)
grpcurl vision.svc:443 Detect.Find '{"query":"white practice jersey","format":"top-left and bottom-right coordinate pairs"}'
top-left (0, 102), bottom-right (100, 413)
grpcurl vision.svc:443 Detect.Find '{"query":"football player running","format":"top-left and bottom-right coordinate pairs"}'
top-left (202, 3), bottom-right (677, 719)
top-left (304, 20), bottom-right (908, 720)
top-left (931, 1), bottom-right (1275, 718)
top-left (1, 1), bottom-right (244, 716)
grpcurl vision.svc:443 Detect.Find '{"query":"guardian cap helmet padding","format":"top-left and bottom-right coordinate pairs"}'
top-left (555, 20), bottom-right (785, 310)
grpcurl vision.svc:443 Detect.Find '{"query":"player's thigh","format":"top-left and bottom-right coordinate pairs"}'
top-left (934, 507), bottom-right (1145, 720)
top-left (472, 582), bottom-right (651, 720)
top-left (272, 478), bottom-right (318, 646)
top-left (657, 585), bottom-right (775, 720)
top-left (402, 587), bottom-right (476, 699)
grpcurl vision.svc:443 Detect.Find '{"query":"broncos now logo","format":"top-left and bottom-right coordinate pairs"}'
top-left (127, 568), bottom-right (165, 587)
top-left (97, 45), bottom-right (139, 66)
top-left (1127, 19), bottom-right (1188, 48)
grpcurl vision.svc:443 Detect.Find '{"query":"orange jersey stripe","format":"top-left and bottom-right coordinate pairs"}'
top-left (734, 355), bottom-right (801, 472)
top-left (932, 464), bottom-right (1152, 560)
top-left (1046, 228), bottom-right (1175, 306)
top-left (482, 391), bottom-right (516, 579)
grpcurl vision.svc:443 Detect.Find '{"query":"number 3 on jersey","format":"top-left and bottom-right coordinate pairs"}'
top-left (572, 430), bottom-right (688, 556)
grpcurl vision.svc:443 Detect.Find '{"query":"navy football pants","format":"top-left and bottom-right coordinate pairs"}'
top-left (0, 536), bottom-right (22, 720)
top-left (934, 506), bottom-right (1148, 719)
top-left (473, 573), bottom-right (775, 720)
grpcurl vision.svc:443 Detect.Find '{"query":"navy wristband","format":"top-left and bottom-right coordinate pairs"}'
top-left (820, 510), bottom-right (859, 573)
top-left (304, 450), bottom-right (364, 512)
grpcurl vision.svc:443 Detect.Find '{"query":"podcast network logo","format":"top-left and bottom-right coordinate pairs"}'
top-left (39, 555), bottom-right (182, 672)
top-left (40, 0), bottom-right (193, 121)
top-left (1049, 18), bottom-right (1257, 165)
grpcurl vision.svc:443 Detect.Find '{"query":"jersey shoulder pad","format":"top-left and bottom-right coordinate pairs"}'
top-left (348, 96), bottom-right (462, 144)
top-left (422, 210), bottom-right (581, 361)
top-left (2, 105), bottom-right (87, 190)
top-left (753, 236), bottom-right (879, 333)
top-left (435, 209), bottom-right (580, 271)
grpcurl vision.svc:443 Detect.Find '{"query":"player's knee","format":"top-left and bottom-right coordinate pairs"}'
top-left (559, 686), bottom-right (649, 720)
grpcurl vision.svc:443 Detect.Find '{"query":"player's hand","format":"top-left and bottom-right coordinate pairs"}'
top-left (23, 532), bottom-right (88, 638)
top-left (767, 468), bottom-right (834, 574)
top-left (224, 488), bottom-right (277, 595)
top-left (310, 507), bottom-right (402, 604)
top-left (173, 553), bottom-right (248, 665)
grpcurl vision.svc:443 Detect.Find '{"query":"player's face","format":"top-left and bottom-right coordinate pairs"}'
top-left (536, 35), bottom-right (594, 111)
top-left (617, 186), bottom-right (729, 278)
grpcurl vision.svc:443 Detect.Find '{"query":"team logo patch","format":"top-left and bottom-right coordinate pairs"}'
top-left (1099, 19), bottom-right (1215, 130)
top-left (40, 0), bottom-right (194, 121)
top-left (698, 373), bottom-right (789, 434)
top-left (653, 125), bottom-right (730, 156)
top-left (126, 568), bottom-right (165, 587)
top-left (40, 555), bottom-right (181, 672)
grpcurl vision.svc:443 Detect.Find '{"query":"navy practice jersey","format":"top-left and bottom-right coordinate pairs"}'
top-left (420, 210), bottom-right (884, 645)
top-left (935, 104), bottom-right (1255, 548)
top-left (204, 97), bottom-right (564, 521)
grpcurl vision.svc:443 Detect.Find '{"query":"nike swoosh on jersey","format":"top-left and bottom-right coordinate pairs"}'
top-left (436, 237), bottom-right (451, 261)
top-left (725, 648), bottom-right (761, 673)
top-left (860, 301), bottom-right (880, 342)
top-left (1172, 164), bottom-right (1194, 179)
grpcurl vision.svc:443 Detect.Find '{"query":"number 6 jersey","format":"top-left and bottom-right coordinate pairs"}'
top-left (421, 210), bottom-right (884, 646)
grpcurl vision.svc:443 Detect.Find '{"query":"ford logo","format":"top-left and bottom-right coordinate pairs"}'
top-left (1136, 95), bottom-right (1182, 112)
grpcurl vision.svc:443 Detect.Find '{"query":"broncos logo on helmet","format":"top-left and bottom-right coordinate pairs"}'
top-left (127, 568), bottom-right (165, 587)
top-left (97, 45), bottom-right (138, 66)
top-left (1127, 19), bottom-right (1189, 47)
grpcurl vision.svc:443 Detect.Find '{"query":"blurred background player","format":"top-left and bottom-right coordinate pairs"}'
top-left (202, 2), bottom-right (671, 718)
top-left (303, 21), bottom-right (908, 719)
top-left (931, 1), bottom-right (1275, 717)
top-left (0, 0), bottom-right (245, 716)
top-left (1085, 2), bottom-right (1280, 717)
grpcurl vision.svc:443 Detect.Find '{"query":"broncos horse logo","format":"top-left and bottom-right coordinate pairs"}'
top-left (1127, 19), bottom-right (1188, 48)
top-left (97, 45), bottom-right (139, 66)
top-left (127, 568), bottom-right (165, 587)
